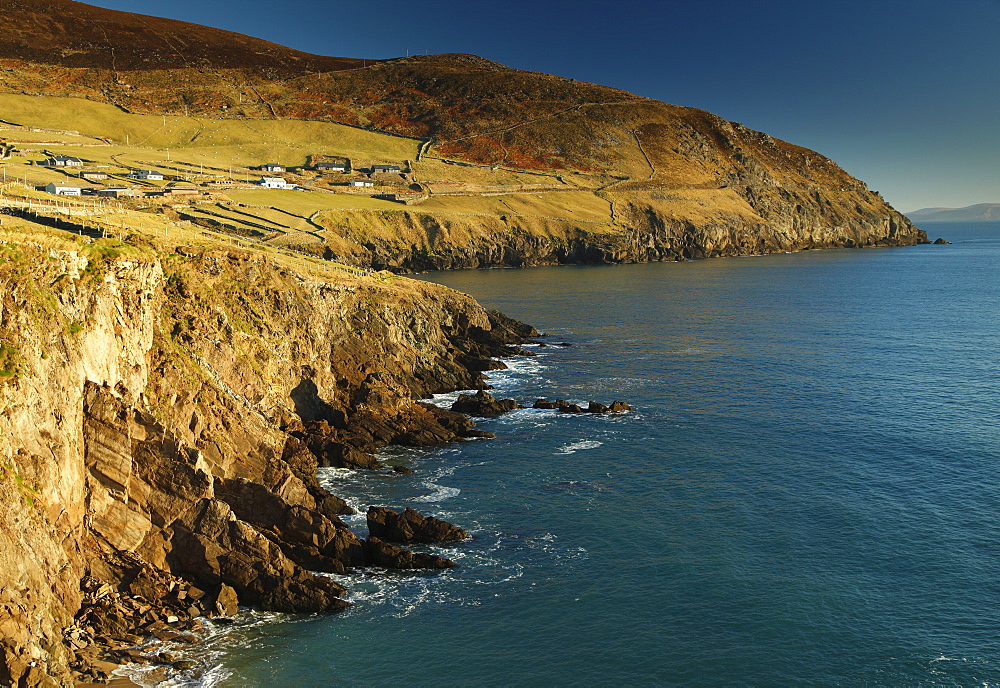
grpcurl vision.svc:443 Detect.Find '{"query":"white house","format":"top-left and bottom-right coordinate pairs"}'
top-left (349, 178), bottom-right (374, 187)
top-left (45, 183), bottom-right (82, 196)
top-left (260, 164), bottom-right (286, 173)
top-left (259, 177), bottom-right (289, 189)
top-left (128, 170), bottom-right (164, 181)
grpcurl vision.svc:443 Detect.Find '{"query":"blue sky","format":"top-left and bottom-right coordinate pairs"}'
top-left (83, 0), bottom-right (999, 212)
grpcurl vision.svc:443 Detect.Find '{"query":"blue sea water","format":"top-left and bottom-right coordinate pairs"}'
top-left (149, 222), bottom-right (1000, 686)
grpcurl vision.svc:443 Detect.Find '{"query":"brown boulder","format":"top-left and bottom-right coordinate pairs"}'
top-left (367, 506), bottom-right (468, 543)
top-left (208, 583), bottom-right (239, 617)
top-left (556, 400), bottom-right (585, 413)
top-left (451, 389), bottom-right (521, 415)
top-left (364, 537), bottom-right (456, 569)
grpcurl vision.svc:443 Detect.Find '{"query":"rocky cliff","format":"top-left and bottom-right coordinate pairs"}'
top-left (0, 237), bottom-right (534, 685)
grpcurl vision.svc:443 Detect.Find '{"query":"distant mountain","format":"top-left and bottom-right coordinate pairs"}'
top-left (906, 204), bottom-right (1000, 222)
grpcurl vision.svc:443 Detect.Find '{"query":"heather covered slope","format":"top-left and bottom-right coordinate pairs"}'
top-left (0, 0), bottom-right (366, 72)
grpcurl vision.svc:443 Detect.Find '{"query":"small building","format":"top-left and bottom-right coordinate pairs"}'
top-left (127, 170), bottom-right (164, 181)
top-left (259, 164), bottom-right (286, 173)
top-left (259, 177), bottom-right (289, 189)
top-left (371, 164), bottom-right (401, 173)
top-left (375, 192), bottom-right (426, 205)
top-left (79, 170), bottom-right (108, 181)
top-left (348, 178), bottom-right (374, 187)
top-left (95, 188), bottom-right (134, 198)
top-left (45, 182), bottom-right (82, 196)
top-left (315, 162), bottom-right (346, 172)
top-left (42, 155), bottom-right (83, 167)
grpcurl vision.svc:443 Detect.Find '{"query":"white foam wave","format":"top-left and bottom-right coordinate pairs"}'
top-left (555, 440), bottom-right (603, 455)
top-left (425, 387), bottom-right (478, 408)
top-left (111, 611), bottom-right (294, 687)
top-left (410, 483), bottom-right (461, 502)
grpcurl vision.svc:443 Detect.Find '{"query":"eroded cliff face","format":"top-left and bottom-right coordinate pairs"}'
top-left (304, 188), bottom-right (924, 272)
top-left (0, 240), bottom-right (533, 685)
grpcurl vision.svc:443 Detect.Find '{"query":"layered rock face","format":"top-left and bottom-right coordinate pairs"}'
top-left (0, 241), bottom-right (533, 685)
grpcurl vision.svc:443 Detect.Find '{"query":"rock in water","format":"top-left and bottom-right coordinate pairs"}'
top-left (933, 237), bottom-right (951, 244)
top-left (367, 506), bottom-right (468, 543)
top-left (364, 537), bottom-right (456, 569)
top-left (555, 399), bottom-right (585, 413)
top-left (451, 389), bottom-right (521, 415)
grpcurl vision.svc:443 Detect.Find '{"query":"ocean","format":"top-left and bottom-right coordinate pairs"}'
top-left (133, 222), bottom-right (1000, 686)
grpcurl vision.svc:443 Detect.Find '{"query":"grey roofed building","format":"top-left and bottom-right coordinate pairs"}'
top-left (95, 188), bottom-right (134, 198)
top-left (127, 170), bottom-right (165, 180)
top-left (42, 155), bottom-right (84, 167)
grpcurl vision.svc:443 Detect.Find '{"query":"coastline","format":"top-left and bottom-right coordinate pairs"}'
top-left (0, 241), bottom-right (540, 686)
top-left (112, 352), bottom-right (554, 686)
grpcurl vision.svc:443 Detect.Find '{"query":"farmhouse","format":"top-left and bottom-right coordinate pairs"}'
top-left (79, 170), bottom-right (108, 181)
top-left (127, 170), bottom-right (164, 181)
top-left (371, 164), bottom-right (401, 173)
top-left (259, 164), bottom-right (286, 173)
top-left (95, 188), bottom-right (134, 198)
top-left (259, 177), bottom-right (289, 189)
top-left (315, 162), bottom-right (346, 172)
top-left (348, 178), bottom-right (374, 187)
top-left (42, 155), bottom-right (83, 167)
top-left (45, 182), bottom-right (81, 196)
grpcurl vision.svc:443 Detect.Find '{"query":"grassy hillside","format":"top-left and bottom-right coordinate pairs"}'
top-left (0, 2), bottom-right (926, 268)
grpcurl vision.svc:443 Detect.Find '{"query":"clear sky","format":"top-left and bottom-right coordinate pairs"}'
top-left (82, 0), bottom-right (999, 212)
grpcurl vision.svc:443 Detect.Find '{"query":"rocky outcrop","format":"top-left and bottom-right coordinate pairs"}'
top-left (0, 242), bottom-right (535, 684)
top-left (364, 537), bottom-right (455, 570)
top-left (367, 506), bottom-right (468, 544)
top-left (532, 398), bottom-right (632, 413)
top-left (451, 389), bottom-right (522, 415)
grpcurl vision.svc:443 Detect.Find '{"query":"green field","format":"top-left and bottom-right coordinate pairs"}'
top-left (0, 93), bottom-right (420, 167)
top-left (0, 92), bottom-right (664, 263)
